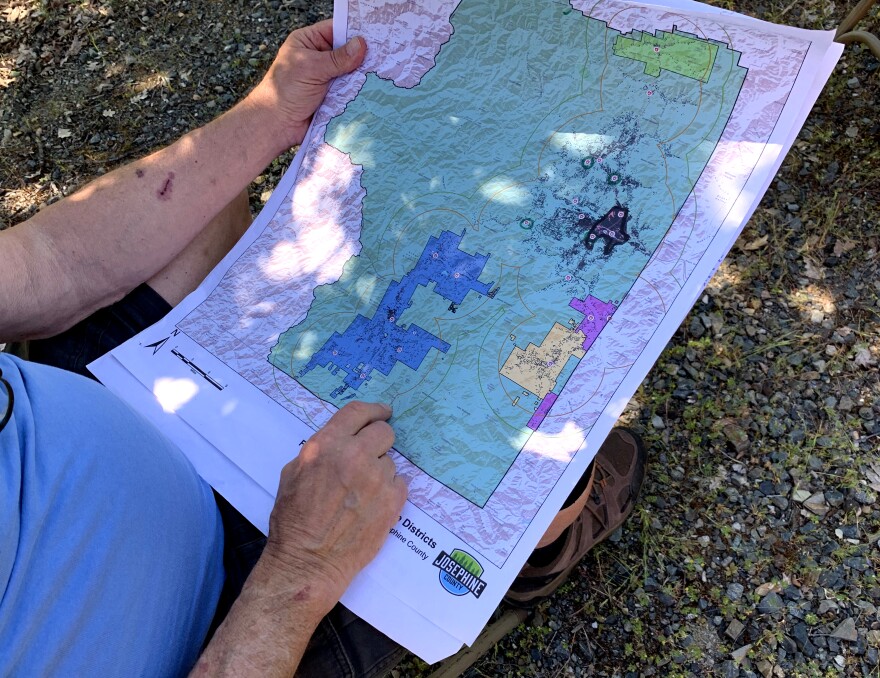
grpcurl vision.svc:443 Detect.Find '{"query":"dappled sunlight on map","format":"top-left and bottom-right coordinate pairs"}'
top-left (479, 178), bottom-right (529, 205)
top-left (153, 377), bottom-right (199, 414)
top-left (520, 420), bottom-right (587, 463)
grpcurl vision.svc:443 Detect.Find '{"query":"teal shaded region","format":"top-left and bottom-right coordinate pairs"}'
top-left (269, 0), bottom-right (746, 505)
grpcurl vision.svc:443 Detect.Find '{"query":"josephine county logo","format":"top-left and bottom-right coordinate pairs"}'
top-left (432, 549), bottom-right (487, 598)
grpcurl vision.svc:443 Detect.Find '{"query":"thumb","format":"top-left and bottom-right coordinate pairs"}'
top-left (317, 36), bottom-right (366, 80)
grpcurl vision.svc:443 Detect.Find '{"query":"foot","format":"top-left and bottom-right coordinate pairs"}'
top-left (504, 428), bottom-right (647, 608)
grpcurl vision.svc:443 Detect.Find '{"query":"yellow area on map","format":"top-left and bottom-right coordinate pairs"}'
top-left (500, 323), bottom-right (586, 396)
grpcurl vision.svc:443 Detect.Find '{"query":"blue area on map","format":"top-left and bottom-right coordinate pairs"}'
top-left (551, 355), bottom-right (581, 395)
top-left (299, 230), bottom-right (493, 396)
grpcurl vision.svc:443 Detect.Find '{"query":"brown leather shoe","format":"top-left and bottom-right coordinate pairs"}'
top-left (504, 428), bottom-right (647, 607)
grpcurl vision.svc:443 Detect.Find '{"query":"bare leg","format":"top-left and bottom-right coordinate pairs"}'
top-left (147, 190), bottom-right (252, 306)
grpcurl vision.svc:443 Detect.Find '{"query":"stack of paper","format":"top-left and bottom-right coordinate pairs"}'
top-left (92, 0), bottom-right (841, 662)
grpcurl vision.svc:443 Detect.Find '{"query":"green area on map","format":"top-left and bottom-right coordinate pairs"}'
top-left (613, 29), bottom-right (720, 82)
top-left (269, 0), bottom-right (746, 505)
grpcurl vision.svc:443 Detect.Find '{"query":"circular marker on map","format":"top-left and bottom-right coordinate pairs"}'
top-left (653, 46), bottom-right (660, 52)
top-left (597, 157), bottom-right (603, 163)
top-left (360, 373), bottom-right (366, 380)
top-left (579, 213), bottom-right (585, 220)
top-left (389, 315), bottom-right (395, 323)
top-left (565, 274), bottom-right (572, 281)
top-left (582, 157), bottom-right (593, 168)
top-left (547, 361), bottom-right (554, 367)
top-left (618, 210), bottom-right (624, 217)
top-left (647, 90), bottom-right (653, 96)
top-left (454, 272), bottom-right (461, 278)
top-left (520, 218), bottom-right (534, 229)
top-left (572, 197), bottom-right (579, 204)
top-left (432, 252), bottom-right (439, 259)
top-left (396, 346), bottom-right (403, 353)
top-left (588, 314), bottom-right (594, 321)
top-left (612, 174), bottom-right (619, 181)
top-left (332, 350), bottom-right (338, 356)
top-left (589, 234), bottom-right (596, 240)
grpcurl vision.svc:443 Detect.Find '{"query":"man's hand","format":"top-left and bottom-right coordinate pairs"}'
top-left (191, 401), bottom-right (406, 677)
top-left (263, 401), bottom-right (407, 609)
top-left (249, 19), bottom-right (366, 151)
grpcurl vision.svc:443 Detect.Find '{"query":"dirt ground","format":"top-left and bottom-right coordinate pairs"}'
top-left (2, 0), bottom-right (879, 676)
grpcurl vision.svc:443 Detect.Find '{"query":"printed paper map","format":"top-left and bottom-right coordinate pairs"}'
top-left (92, 0), bottom-right (842, 662)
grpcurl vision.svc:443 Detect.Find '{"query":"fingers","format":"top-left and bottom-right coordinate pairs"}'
top-left (314, 35), bottom-right (366, 81)
top-left (358, 420), bottom-right (396, 457)
top-left (327, 401), bottom-right (392, 436)
top-left (312, 18), bottom-right (334, 45)
top-left (391, 474), bottom-right (409, 510)
top-left (380, 453), bottom-right (397, 480)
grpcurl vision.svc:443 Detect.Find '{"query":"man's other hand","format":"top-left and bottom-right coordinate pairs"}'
top-left (249, 19), bottom-right (366, 151)
top-left (263, 401), bottom-right (407, 609)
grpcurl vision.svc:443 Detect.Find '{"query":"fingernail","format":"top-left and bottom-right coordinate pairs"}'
top-left (345, 36), bottom-right (361, 57)
top-left (380, 402), bottom-right (392, 414)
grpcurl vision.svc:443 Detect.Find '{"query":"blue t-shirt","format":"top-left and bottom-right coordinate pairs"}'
top-left (0, 354), bottom-right (224, 677)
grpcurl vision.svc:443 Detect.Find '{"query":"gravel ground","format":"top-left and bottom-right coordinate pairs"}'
top-left (2, 1), bottom-right (878, 676)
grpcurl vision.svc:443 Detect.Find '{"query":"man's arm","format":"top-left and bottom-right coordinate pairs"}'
top-left (191, 402), bottom-right (407, 677)
top-left (0, 22), bottom-right (365, 342)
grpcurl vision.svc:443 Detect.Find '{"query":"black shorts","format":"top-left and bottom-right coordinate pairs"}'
top-left (25, 283), bottom-right (405, 678)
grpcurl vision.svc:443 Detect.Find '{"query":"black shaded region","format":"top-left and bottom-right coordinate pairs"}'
top-left (583, 205), bottom-right (630, 255)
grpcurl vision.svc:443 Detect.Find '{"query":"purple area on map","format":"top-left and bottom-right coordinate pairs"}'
top-left (569, 295), bottom-right (617, 351)
top-left (527, 392), bottom-right (558, 431)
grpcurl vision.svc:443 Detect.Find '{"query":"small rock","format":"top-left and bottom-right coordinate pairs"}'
top-left (792, 622), bottom-right (816, 657)
top-left (722, 420), bottom-right (750, 453)
top-left (756, 659), bottom-right (773, 678)
top-left (726, 620), bottom-right (745, 640)
top-left (755, 582), bottom-right (781, 597)
top-left (854, 347), bottom-right (877, 367)
top-left (727, 582), bottom-right (745, 601)
top-left (825, 490), bottom-right (844, 507)
top-left (758, 592), bottom-right (784, 615)
top-left (856, 600), bottom-right (877, 616)
top-left (793, 488), bottom-right (812, 503)
top-left (768, 418), bottom-right (786, 436)
top-left (720, 660), bottom-right (740, 678)
top-left (830, 617), bottom-right (858, 642)
top-left (651, 415), bottom-right (665, 429)
top-left (689, 316), bottom-right (705, 338)
top-left (844, 556), bottom-right (870, 572)
top-left (853, 489), bottom-right (876, 505)
top-left (803, 492), bottom-right (829, 516)
top-left (657, 592), bottom-right (676, 607)
top-left (818, 599), bottom-right (839, 614)
top-left (731, 644), bottom-right (752, 664)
